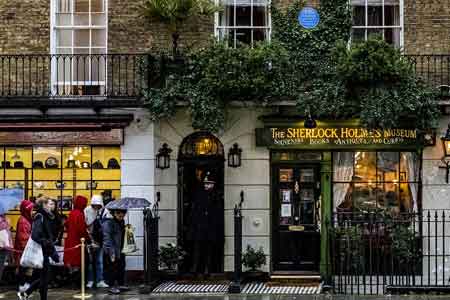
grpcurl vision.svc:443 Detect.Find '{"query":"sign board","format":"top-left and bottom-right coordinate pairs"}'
top-left (255, 126), bottom-right (420, 149)
top-left (0, 129), bottom-right (124, 145)
top-left (298, 7), bottom-right (320, 29)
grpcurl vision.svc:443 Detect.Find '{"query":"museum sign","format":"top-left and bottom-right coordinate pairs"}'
top-left (255, 126), bottom-right (420, 149)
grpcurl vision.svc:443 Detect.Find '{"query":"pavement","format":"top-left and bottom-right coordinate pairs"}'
top-left (2, 288), bottom-right (450, 300)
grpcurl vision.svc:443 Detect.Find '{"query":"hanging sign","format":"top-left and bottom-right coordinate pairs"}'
top-left (255, 126), bottom-right (420, 149)
top-left (298, 7), bottom-right (320, 29)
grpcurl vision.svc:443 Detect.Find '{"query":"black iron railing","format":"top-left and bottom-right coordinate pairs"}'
top-left (0, 54), bottom-right (152, 99)
top-left (407, 55), bottom-right (450, 94)
top-left (329, 210), bottom-right (450, 295)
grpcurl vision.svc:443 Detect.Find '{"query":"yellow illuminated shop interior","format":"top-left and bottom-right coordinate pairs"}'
top-left (2, 146), bottom-right (121, 229)
top-left (333, 151), bottom-right (419, 214)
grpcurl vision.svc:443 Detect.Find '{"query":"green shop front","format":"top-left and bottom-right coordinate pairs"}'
top-left (255, 119), bottom-right (422, 276)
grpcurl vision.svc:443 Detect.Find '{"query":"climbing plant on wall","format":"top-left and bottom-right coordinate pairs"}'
top-left (143, 0), bottom-right (439, 132)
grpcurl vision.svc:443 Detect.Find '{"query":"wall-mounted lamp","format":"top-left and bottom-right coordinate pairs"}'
top-left (440, 125), bottom-right (450, 183)
top-left (228, 143), bottom-right (242, 168)
top-left (304, 113), bottom-right (317, 129)
top-left (156, 143), bottom-right (172, 170)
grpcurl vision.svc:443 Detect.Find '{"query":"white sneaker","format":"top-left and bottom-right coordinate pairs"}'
top-left (19, 283), bottom-right (30, 293)
top-left (17, 292), bottom-right (28, 300)
top-left (96, 281), bottom-right (109, 288)
top-left (86, 281), bottom-right (94, 289)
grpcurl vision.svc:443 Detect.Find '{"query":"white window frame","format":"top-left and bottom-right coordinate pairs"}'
top-left (351, 0), bottom-right (404, 48)
top-left (214, 0), bottom-right (272, 48)
top-left (50, 0), bottom-right (108, 92)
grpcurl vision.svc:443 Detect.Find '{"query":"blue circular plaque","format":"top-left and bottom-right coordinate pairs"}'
top-left (298, 7), bottom-right (320, 29)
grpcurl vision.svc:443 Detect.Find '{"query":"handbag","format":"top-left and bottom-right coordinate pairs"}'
top-left (0, 229), bottom-right (12, 249)
top-left (122, 224), bottom-right (138, 255)
top-left (20, 238), bottom-right (44, 269)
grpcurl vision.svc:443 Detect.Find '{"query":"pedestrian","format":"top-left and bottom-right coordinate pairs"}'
top-left (17, 197), bottom-right (60, 300)
top-left (46, 198), bottom-right (64, 288)
top-left (102, 208), bottom-right (128, 294)
top-left (0, 213), bottom-right (12, 284)
top-left (14, 200), bottom-right (34, 290)
top-left (84, 195), bottom-right (109, 288)
top-left (64, 195), bottom-right (90, 284)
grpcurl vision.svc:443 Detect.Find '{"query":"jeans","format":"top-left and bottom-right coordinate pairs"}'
top-left (87, 247), bottom-right (104, 283)
top-left (104, 253), bottom-right (125, 287)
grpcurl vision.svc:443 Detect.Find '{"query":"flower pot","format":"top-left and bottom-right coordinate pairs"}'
top-left (243, 270), bottom-right (268, 283)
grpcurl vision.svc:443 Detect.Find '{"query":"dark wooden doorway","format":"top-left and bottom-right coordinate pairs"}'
top-left (177, 132), bottom-right (225, 274)
top-left (272, 163), bottom-right (321, 273)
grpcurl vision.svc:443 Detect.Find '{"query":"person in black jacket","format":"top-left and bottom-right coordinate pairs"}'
top-left (17, 197), bottom-right (59, 300)
top-left (189, 172), bottom-right (222, 275)
top-left (102, 208), bottom-right (127, 295)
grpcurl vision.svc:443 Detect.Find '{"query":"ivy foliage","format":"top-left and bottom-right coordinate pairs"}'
top-left (143, 0), bottom-right (439, 132)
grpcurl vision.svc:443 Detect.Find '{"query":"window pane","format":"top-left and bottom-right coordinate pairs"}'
top-left (333, 152), bottom-right (354, 181)
top-left (384, 4), bottom-right (400, 26)
top-left (236, 5), bottom-right (251, 26)
top-left (253, 5), bottom-right (267, 26)
top-left (377, 152), bottom-right (399, 182)
top-left (74, 13), bottom-right (90, 26)
top-left (352, 5), bottom-right (365, 26)
top-left (57, 0), bottom-right (72, 13)
top-left (92, 13), bottom-right (107, 26)
top-left (353, 183), bottom-right (377, 211)
top-left (367, 28), bottom-right (383, 39)
top-left (75, 0), bottom-right (89, 12)
top-left (253, 29), bottom-right (267, 43)
top-left (56, 13), bottom-right (72, 26)
top-left (384, 28), bottom-right (401, 47)
top-left (334, 183), bottom-right (352, 210)
top-left (236, 28), bottom-right (251, 45)
top-left (92, 29), bottom-right (106, 47)
top-left (367, 1), bottom-right (382, 26)
top-left (91, 0), bottom-right (104, 12)
top-left (57, 29), bottom-right (72, 47)
top-left (219, 5), bottom-right (234, 26)
top-left (354, 151), bottom-right (376, 182)
top-left (352, 28), bottom-right (366, 43)
top-left (74, 29), bottom-right (90, 47)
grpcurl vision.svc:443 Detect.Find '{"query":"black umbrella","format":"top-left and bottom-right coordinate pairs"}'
top-left (106, 197), bottom-right (151, 210)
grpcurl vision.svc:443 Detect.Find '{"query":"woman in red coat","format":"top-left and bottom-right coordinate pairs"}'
top-left (64, 195), bottom-right (89, 270)
top-left (14, 200), bottom-right (34, 264)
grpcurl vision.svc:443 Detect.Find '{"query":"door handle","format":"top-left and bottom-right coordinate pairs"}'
top-left (294, 180), bottom-right (300, 194)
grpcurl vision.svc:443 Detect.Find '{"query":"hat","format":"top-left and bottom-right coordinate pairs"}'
top-left (13, 161), bottom-right (24, 168)
top-left (33, 161), bottom-right (44, 168)
top-left (1, 161), bottom-right (10, 169)
top-left (92, 160), bottom-right (104, 169)
top-left (81, 161), bottom-right (90, 168)
top-left (203, 172), bottom-right (216, 184)
top-left (91, 195), bottom-right (103, 206)
top-left (107, 158), bottom-right (120, 169)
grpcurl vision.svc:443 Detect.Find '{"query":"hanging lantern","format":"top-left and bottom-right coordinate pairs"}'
top-left (156, 143), bottom-right (172, 170)
top-left (228, 143), bottom-right (242, 168)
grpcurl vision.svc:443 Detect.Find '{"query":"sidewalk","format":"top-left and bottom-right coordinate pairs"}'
top-left (2, 288), bottom-right (450, 300)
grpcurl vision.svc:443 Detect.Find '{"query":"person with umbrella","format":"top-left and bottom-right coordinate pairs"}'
top-left (103, 197), bottom-right (150, 294)
top-left (0, 188), bottom-right (23, 283)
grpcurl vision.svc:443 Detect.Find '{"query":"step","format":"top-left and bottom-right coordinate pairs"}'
top-left (269, 274), bottom-right (321, 286)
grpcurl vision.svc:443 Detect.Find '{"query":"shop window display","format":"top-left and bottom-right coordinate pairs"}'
top-left (2, 146), bottom-right (121, 228)
top-left (333, 151), bottom-right (419, 214)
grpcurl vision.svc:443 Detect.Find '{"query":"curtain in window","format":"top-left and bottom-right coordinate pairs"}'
top-left (333, 152), bottom-right (354, 210)
top-left (402, 152), bottom-right (419, 212)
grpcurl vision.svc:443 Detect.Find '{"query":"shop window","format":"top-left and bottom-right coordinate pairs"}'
top-left (333, 151), bottom-right (419, 214)
top-left (2, 146), bottom-right (121, 230)
top-left (51, 0), bottom-right (108, 95)
top-left (351, 0), bottom-right (402, 47)
top-left (215, 0), bottom-right (271, 47)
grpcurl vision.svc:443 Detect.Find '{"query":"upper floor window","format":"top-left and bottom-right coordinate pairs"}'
top-left (351, 0), bottom-right (403, 47)
top-left (215, 0), bottom-right (271, 47)
top-left (51, 0), bottom-right (108, 95)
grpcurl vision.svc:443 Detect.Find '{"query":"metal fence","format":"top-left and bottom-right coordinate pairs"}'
top-left (407, 55), bottom-right (450, 95)
top-left (329, 210), bottom-right (450, 295)
top-left (0, 54), bottom-right (153, 98)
